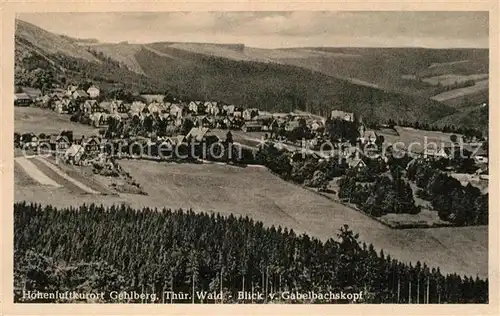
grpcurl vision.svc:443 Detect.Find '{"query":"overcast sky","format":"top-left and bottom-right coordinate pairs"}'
top-left (18, 11), bottom-right (489, 48)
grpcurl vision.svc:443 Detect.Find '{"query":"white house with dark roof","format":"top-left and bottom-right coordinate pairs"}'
top-left (83, 100), bottom-right (100, 114)
top-left (188, 101), bottom-right (203, 114)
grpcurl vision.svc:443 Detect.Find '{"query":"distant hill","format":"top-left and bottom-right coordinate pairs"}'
top-left (15, 20), bottom-right (164, 93)
top-left (89, 42), bottom-right (488, 107)
top-left (15, 20), bottom-right (99, 62)
top-left (134, 43), bottom-right (456, 123)
top-left (16, 18), bottom-right (486, 128)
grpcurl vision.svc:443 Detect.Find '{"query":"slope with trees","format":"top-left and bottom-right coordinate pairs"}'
top-left (14, 202), bottom-right (488, 303)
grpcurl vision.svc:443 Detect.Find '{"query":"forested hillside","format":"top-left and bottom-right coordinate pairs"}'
top-left (15, 19), bottom-right (461, 127)
top-left (135, 45), bottom-right (456, 124)
top-left (14, 202), bottom-right (488, 303)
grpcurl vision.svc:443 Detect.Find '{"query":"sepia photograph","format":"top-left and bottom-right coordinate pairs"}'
top-left (8, 9), bottom-right (492, 307)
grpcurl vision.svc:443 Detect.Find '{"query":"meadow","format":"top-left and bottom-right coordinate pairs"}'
top-left (14, 159), bottom-right (488, 279)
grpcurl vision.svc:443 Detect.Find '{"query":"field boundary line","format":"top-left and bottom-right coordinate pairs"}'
top-left (34, 157), bottom-right (99, 194)
top-left (15, 157), bottom-right (62, 187)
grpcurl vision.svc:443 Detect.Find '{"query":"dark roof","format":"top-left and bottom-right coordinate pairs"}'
top-left (49, 135), bottom-right (69, 143)
top-left (21, 87), bottom-right (42, 99)
top-left (15, 93), bottom-right (31, 100)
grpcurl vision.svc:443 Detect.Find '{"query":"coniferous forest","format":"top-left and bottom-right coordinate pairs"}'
top-left (14, 202), bottom-right (488, 304)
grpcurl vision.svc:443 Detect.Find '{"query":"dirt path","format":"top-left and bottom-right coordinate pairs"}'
top-left (33, 157), bottom-right (99, 194)
top-left (15, 157), bottom-right (62, 187)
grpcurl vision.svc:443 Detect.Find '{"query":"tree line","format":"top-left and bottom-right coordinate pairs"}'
top-left (338, 157), bottom-right (421, 217)
top-left (14, 202), bottom-right (488, 303)
top-left (407, 160), bottom-right (488, 225)
top-left (384, 119), bottom-right (484, 140)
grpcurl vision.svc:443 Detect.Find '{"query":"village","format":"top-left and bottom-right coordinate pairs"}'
top-left (14, 82), bottom-right (489, 229)
top-left (10, 12), bottom-right (493, 306)
top-left (14, 83), bottom-right (488, 164)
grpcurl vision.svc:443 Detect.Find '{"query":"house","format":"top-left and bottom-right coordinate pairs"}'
top-left (38, 95), bottom-right (52, 108)
top-left (423, 146), bottom-right (449, 159)
top-left (331, 110), bottom-right (354, 122)
top-left (54, 99), bottom-right (72, 114)
top-left (21, 87), bottom-right (42, 100)
top-left (186, 127), bottom-right (219, 143)
top-left (242, 120), bottom-right (263, 132)
top-left (360, 130), bottom-right (378, 145)
top-left (64, 144), bottom-right (85, 164)
top-left (212, 115), bottom-right (226, 129)
top-left (223, 105), bottom-right (236, 115)
top-left (243, 108), bottom-right (259, 121)
top-left (51, 92), bottom-right (68, 102)
top-left (66, 84), bottom-right (79, 96)
top-left (130, 101), bottom-right (146, 114)
top-left (347, 157), bottom-right (366, 170)
top-left (73, 90), bottom-right (89, 100)
top-left (212, 105), bottom-right (222, 116)
top-left (86, 85), bottom-right (100, 98)
top-left (195, 116), bottom-right (211, 128)
top-left (50, 88), bottom-right (66, 98)
top-left (204, 101), bottom-right (217, 113)
top-left (83, 100), bottom-right (100, 114)
top-left (188, 101), bottom-right (203, 114)
top-left (117, 102), bottom-right (130, 113)
top-left (89, 112), bottom-right (108, 127)
top-left (147, 102), bottom-right (164, 114)
top-left (14, 93), bottom-right (32, 106)
top-left (99, 101), bottom-right (117, 114)
top-left (170, 104), bottom-right (184, 118)
top-left (49, 135), bottom-right (71, 151)
top-left (205, 102), bottom-right (221, 116)
top-left (21, 133), bottom-right (39, 149)
top-left (82, 136), bottom-right (102, 154)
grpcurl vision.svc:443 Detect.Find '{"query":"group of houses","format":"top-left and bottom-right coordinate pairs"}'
top-left (14, 124), bottom-right (231, 166)
top-left (14, 130), bottom-right (104, 164)
top-left (16, 83), bottom-right (488, 173)
top-left (14, 83), bottom-right (331, 138)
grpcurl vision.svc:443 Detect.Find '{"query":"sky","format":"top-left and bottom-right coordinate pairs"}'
top-left (17, 11), bottom-right (489, 48)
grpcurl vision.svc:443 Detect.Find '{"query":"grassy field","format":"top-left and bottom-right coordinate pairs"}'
top-left (422, 73), bottom-right (488, 86)
top-left (88, 43), bottom-right (146, 75)
top-left (15, 107), bottom-right (100, 137)
top-left (14, 159), bottom-right (488, 279)
top-left (431, 79), bottom-right (489, 102)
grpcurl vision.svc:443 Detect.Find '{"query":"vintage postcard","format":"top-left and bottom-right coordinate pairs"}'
top-left (1, 1), bottom-right (499, 315)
